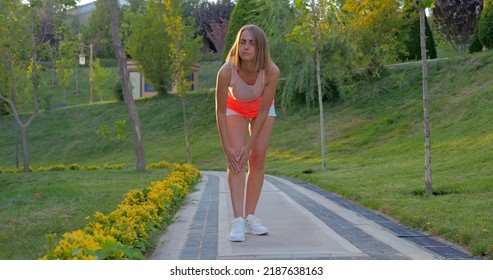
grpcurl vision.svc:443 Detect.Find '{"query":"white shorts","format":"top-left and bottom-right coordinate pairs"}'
top-left (226, 104), bottom-right (277, 118)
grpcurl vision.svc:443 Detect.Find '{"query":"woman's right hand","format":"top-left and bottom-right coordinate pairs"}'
top-left (225, 147), bottom-right (241, 173)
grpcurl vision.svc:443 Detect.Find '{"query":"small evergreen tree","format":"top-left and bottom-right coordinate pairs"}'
top-left (400, 13), bottom-right (437, 61)
top-left (479, 0), bottom-right (493, 49)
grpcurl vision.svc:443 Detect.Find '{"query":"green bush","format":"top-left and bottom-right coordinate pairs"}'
top-left (146, 161), bottom-right (170, 169)
top-left (69, 163), bottom-right (82, 170)
top-left (113, 81), bottom-right (124, 101)
top-left (469, 29), bottom-right (484, 53)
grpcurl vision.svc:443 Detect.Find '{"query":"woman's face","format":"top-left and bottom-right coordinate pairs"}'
top-left (239, 29), bottom-right (257, 62)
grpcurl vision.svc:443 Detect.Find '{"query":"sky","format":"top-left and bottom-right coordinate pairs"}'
top-left (77, 0), bottom-right (94, 5)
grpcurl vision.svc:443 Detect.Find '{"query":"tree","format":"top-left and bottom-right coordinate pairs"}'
top-left (206, 17), bottom-right (229, 55)
top-left (108, 0), bottom-right (146, 171)
top-left (0, 0), bottom-right (30, 168)
top-left (479, 0), bottom-right (493, 48)
top-left (124, 0), bottom-right (174, 95)
top-left (193, 0), bottom-right (234, 55)
top-left (124, 0), bottom-right (146, 12)
top-left (182, 0), bottom-right (200, 19)
top-left (342, 0), bottom-right (405, 77)
top-left (432, 0), bottom-right (483, 53)
top-left (82, 0), bottom-right (115, 59)
top-left (42, 0), bottom-right (74, 86)
top-left (287, 0), bottom-right (340, 170)
top-left (418, 0), bottom-right (435, 195)
top-left (0, 0), bottom-right (77, 172)
top-left (163, 0), bottom-right (201, 163)
top-left (56, 38), bottom-right (78, 104)
top-left (249, 0), bottom-right (298, 107)
top-left (92, 58), bottom-right (112, 101)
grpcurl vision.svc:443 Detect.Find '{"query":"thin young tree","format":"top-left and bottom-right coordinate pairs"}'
top-left (418, 0), bottom-right (435, 195)
top-left (0, 0), bottom-right (30, 169)
top-left (163, 0), bottom-right (201, 163)
top-left (56, 37), bottom-right (77, 104)
top-left (109, 0), bottom-right (146, 171)
top-left (288, 0), bottom-right (339, 170)
top-left (0, 0), bottom-right (76, 172)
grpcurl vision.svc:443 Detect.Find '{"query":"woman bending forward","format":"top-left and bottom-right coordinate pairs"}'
top-left (215, 24), bottom-right (280, 242)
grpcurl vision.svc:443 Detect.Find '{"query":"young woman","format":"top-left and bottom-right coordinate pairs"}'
top-left (215, 25), bottom-right (280, 242)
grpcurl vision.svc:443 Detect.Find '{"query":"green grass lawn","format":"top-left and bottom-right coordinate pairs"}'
top-left (1, 52), bottom-right (492, 259)
top-left (0, 169), bottom-right (169, 259)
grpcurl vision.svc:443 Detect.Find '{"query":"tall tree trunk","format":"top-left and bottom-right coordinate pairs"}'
top-left (420, 8), bottom-right (433, 195)
top-left (316, 47), bottom-right (326, 170)
top-left (0, 94), bottom-right (36, 173)
top-left (313, 0), bottom-right (326, 170)
top-left (74, 63), bottom-right (79, 95)
top-left (181, 93), bottom-right (191, 163)
top-left (0, 9), bottom-right (41, 173)
top-left (20, 125), bottom-right (29, 172)
top-left (109, 0), bottom-right (146, 171)
top-left (8, 55), bottom-right (20, 168)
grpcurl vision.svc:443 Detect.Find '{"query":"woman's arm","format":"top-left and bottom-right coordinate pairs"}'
top-left (215, 63), bottom-right (240, 172)
top-left (237, 62), bottom-right (280, 168)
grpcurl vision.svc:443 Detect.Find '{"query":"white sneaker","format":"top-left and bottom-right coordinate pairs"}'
top-left (246, 214), bottom-right (268, 235)
top-left (229, 217), bottom-right (246, 242)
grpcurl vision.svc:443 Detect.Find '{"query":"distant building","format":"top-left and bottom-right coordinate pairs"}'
top-left (71, 1), bottom-right (200, 99)
top-left (68, 2), bottom-right (95, 25)
top-left (127, 61), bottom-right (200, 99)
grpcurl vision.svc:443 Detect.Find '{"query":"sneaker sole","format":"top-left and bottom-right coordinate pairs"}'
top-left (247, 229), bottom-right (268, 235)
top-left (229, 237), bottom-right (245, 242)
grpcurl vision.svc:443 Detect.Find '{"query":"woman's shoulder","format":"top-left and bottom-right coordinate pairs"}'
top-left (217, 61), bottom-right (232, 79)
top-left (217, 61), bottom-right (232, 87)
top-left (265, 61), bottom-right (280, 78)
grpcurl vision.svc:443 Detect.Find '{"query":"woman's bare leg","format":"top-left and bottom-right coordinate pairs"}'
top-left (245, 117), bottom-right (275, 216)
top-left (226, 115), bottom-right (249, 218)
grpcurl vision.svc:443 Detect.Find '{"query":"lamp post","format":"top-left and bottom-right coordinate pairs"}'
top-left (79, 43), bottom-right (94, 103)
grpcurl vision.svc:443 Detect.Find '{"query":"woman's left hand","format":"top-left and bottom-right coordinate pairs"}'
top-left (237, 145), bottom-right (251, 171)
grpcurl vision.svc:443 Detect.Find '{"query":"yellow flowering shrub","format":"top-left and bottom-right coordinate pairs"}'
top-left (42, 163), bottom-right (202, 260)
top-left (41, 230), bottom-right (117, 260)
top-left (146, 161), bottom-right (170, 170)
top-left (69, 163), bottom-right (82, 170)
top-left (0, 167), bottom-right (28, 173)
top-left (47, 164), bottom-right (68, 171)
top-left (104, 164), bottom-right (126, 170)
top-left (84, 165), bottom-right (99, 170)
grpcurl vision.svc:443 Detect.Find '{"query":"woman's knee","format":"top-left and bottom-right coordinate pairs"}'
top-left (248, 150), bottom-right (266, 170)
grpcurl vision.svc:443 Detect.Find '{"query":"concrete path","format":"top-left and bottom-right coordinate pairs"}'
top-left (150, 171), bottom-right (474, 260)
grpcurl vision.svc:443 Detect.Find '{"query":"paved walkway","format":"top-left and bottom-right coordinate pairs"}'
top-left (150, 171), bottom-right (474, 260)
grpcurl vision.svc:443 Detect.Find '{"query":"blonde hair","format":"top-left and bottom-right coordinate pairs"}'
top-left (226, 24), bottom-right (270, 71)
